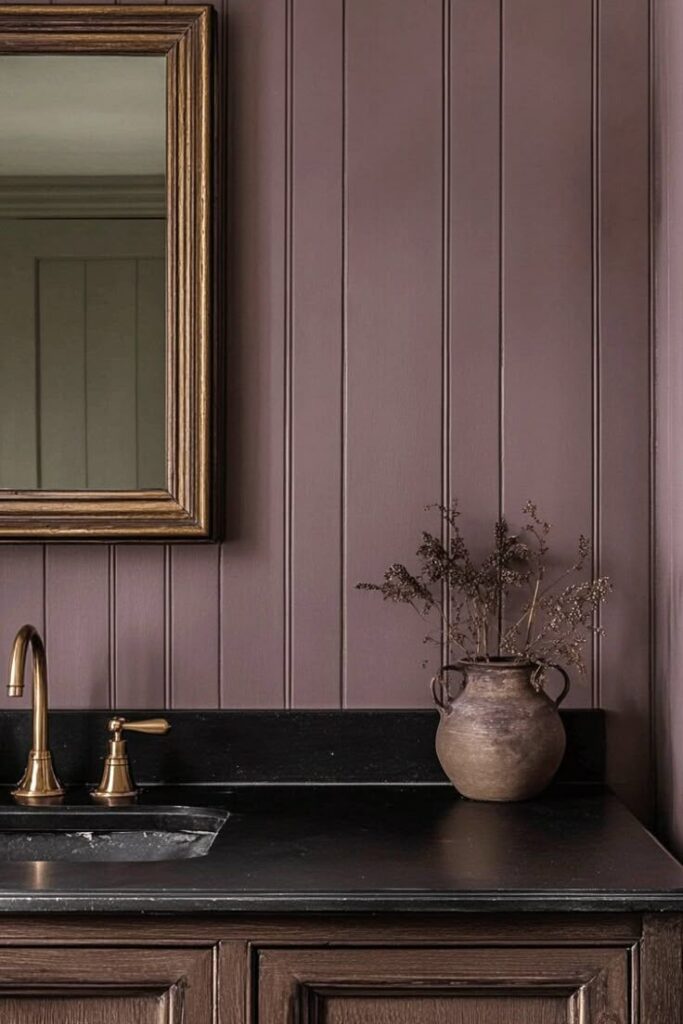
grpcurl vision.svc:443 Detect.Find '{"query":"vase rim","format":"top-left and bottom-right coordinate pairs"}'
top-left (453, 656), bottom-right (537, 669)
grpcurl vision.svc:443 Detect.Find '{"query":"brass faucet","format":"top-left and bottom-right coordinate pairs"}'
top-left (7, 624), bottom-right (64, 802)
top-left (92, 716), bottom-right (170, 800)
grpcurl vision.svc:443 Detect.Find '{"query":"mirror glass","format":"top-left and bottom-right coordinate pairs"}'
top-left (0, 55), bottom-right (167, 491)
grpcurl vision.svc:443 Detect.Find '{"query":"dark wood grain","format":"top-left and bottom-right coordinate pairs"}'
top-left (0, 913), bottom-right (643, 948)
top-left (0, 995), bottom-right (168, 1024)
top-left (0, 947), bottom-right (213, 1023)
top-left (640, 914), bottom-right (683, 1022)
top-left (0, 914), bottom-right (676, 1024)
top-left (257, 946), bottom-right (630, 1024)
top-left (218, 941), bottom-right (249, 1024)
top-left (0, 915), bottom-right (658, 1024)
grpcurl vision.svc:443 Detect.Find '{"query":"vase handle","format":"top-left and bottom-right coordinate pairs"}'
top-left (546, 663), bottom-right (571, 708)
top-left (430, 664), bottom-right (465, 716)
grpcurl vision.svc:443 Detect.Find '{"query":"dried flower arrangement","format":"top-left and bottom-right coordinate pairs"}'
top-left (357, 501), bottom-right (612, 676)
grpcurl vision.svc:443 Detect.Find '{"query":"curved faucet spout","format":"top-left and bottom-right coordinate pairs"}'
top-left (9, 624), bottom-right (48, 751)
top-left (7, 624), bottom-right (63, 801)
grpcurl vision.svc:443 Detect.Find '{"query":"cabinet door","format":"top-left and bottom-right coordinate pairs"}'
top-left (0, 947), bottom-right (212, 1024)
top-left (258, 947), bottom-right (630, 1023)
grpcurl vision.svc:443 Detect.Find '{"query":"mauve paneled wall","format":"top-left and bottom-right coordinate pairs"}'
top-left (655, 0), bottom-right (683, 856)
top-left (0, 3), bottom-right (652, 812)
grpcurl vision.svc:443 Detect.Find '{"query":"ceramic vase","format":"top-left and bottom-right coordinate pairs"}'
top-left (431, 657), bottom-right (570, 802)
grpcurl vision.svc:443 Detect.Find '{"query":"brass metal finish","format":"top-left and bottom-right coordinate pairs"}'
top-left (0, 6), bottom-right (212, 540)
top-left (7, 625), bottom-right (64, 802)
top-left (92, 716), bottom-right (171, 800)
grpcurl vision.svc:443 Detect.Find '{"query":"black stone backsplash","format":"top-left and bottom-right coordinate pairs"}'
top-left (0, 709), bottom-right (604, 787)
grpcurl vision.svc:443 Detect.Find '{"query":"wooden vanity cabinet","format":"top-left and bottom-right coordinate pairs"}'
top-left (0, 913), bottom-right (679, 1023)
top-left (257, 946), bottom-right (631, 1023)
top-left (0, 947), bottom-right (212, 1023)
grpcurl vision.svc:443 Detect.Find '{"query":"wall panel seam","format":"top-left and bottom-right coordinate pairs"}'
top-left (440, 0), bottom-right (452, 667)
top-left (591, 0), bottom-right (601, 709)
top-left (647, 0), bottom-right (657, 824)
top-left (497, 0), bottom-right (505, 653)
top-left (497, 0), bottom-right (505, 525)
top-left (34, 260), bottom-right (42, 488)
top-left (217, 544), bottom-right (223, 709)
top-left (340, 0), bottom-right (348, 710)
top-left (283, 0), bottom-right (294, 710)
top-left (216, 0), bottom-right (226, 710)
top-left (108, 545), bottom-right (116, 706)
top-left (83, 261), bottom-right (89, 488)
top-left (41, 544), bottom-right (47, 645)
top-left (164, 545), bottom-right (172, 708)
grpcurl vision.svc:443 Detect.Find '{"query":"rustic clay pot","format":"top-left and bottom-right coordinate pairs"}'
top-left (431, 657), bottom-right (570, 802)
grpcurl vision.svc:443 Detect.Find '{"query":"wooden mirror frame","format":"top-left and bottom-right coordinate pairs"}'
top-left (0, 5), bottom-right (212, 539)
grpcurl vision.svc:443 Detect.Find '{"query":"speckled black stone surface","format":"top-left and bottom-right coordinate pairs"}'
top-left (0, 784), bottom-right (680, 914)
top-left (0, 709), bottom-right (605, 786)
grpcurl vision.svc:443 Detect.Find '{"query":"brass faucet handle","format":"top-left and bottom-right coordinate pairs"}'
top-left (92, 717), bottom-right (171, 801)
top-left (110, 717), bottom-right (171, 738)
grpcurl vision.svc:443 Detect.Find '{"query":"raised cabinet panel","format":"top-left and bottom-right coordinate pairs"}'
top-left (0, 990), bottom-right (171, 1024)
top-left (0, 947), bottom-right (213, 1024)
top-left (321, 995), bottom-right (566, 1024)
top-left (257, 947), bottom-right (631, 1024)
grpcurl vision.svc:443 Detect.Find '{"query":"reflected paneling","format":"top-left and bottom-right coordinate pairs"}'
top-left (0, 55), bottom-right (166, 492)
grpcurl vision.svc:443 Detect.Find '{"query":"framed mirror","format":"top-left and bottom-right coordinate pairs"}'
top-left (0, 6), bottom-right (212, 539)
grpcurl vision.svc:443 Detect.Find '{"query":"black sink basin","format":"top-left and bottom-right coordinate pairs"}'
top-left (0, 804), bottom-right (228, 862)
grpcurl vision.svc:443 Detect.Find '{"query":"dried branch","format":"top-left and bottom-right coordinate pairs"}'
top-left (356, 500), bottom-right (612, 675)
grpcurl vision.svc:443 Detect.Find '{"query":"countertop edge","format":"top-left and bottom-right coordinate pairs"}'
top-left (1, 892), bottom-right (683, 914)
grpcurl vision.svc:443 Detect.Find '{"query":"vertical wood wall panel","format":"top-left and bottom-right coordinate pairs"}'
top-left (655, 0), bottom-right (683, 854)
top-left (44, 546), bottom-right (110, 707)
top-left (448, 0), bottom-right (501, 557)
top-left (289, 0), bottom-right (343, 707)
top-left (0, 235), bottom-right (36, 489)
top-left (219, 0), bottom-right (287, 707)
top-left (38, 260), bottom-right (87, 489)
top-left (0, 548), bottom-right (44, 710)
top-left (86, 260), bottom-right (138, 489)
top-left (114, 546), bottom-right (166, 707)
top-left (502, 0), bottom-right (594, 707)
top-left (599, 0), bottom-right (652, 819)
top-left (344, 0), bottom-right (444, 706)
top-left (170, 545), bottom-right (220, 707)
top-left (136, 258), bottom-right (166, 489)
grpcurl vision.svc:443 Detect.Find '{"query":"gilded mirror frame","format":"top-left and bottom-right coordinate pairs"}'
top-left (0, 5), bottom-right (212, 539)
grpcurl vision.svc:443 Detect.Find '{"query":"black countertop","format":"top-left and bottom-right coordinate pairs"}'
top-left (0, 784), bottom-right (681, 914)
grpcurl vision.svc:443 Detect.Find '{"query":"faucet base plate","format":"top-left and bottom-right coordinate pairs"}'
top-left (12, 750), bottom-right (65, 802)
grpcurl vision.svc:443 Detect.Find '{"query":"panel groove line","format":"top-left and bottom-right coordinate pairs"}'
top-left (283, 0), bottom-right (294, 709)
top-left (440, 0), bottom-right (452, 669)
top-left (647, 0), bottom-right (656, 832)
top-left (109, 544), bottom-right (116, 707)
top-left (590, 0), bottom-right (601, 709)
top-left (498, 0), bottom-right (504, 517)
top-left (340, 0), bottom-right (348, 709)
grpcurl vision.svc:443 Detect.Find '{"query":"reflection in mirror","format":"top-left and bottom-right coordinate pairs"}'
top-left (0, 55), bottom-right (166, 491)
